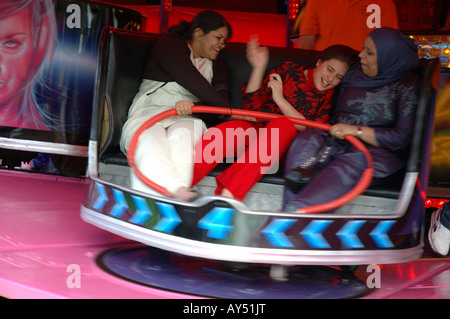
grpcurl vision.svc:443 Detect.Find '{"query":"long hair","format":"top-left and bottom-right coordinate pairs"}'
top-left (316, 44), bottom-right (360, 69)
top-left (0, 0), bottom-right (57, 129)
top-left (169, 10), bottom-right (232, 40)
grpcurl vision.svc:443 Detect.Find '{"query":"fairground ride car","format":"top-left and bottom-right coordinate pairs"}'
top-left (80, 27), bottom-right (441, 278)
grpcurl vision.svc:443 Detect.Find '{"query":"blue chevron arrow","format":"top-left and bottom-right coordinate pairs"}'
top-left (110, 189), bottom-right (128, 218)
top-left (337, 220), bottom-right (366, 248)
top-left (154, 202), bottom-right (181, 233)
top-left (300, 220), bottom-right (332, 248)
top-left (370, 220), bottom-right (395, 248)
top-left (93, 182), bottom-right (108, 211)
top-left (262, 219), bottom-right (296, 248)
top-left (128, 195), bottom-right (152, 225)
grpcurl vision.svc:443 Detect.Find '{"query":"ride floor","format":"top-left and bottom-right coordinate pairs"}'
top-left (0, 170), bottom-right (448, 299)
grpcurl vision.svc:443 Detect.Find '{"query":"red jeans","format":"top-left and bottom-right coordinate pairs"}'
top-left (191, 116), bottom-right (297, 200)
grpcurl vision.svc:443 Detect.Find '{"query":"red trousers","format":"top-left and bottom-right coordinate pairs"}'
top-left (191, 116), bottom-right (297, 200)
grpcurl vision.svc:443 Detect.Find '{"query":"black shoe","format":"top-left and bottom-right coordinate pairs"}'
top-left (284, 165), bottom-right (318, 193)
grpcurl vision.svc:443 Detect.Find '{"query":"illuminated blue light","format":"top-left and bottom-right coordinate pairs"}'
top-left (154, 202), bottom-right (181, 233)
top-left (262, 219), bottom-right (296, 248)
top-left (110, 189), bottom-right (128, 218)
top-left (336, 220), bottom-right (366, 249)
top-left (370, 220), bottom-right (395, 248)
top-left (93, 182), bottom-right (108, 211)
top-left (300, 220), bottom-right (332, 248)
top-left (198, 207), bottom-right (234, 239)
top-left (128, 196), bottom-right (152, 225)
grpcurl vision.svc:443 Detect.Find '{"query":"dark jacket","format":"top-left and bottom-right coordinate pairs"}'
top-left (142, 33), bottom-right (232, 108)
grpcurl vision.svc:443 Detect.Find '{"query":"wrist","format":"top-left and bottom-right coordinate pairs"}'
top-left (274, 95), bottom-right (287, 106)
top-left (356, 126), bottom-right (363, 139)
top-left (252, 65), bottom-right (267, 73)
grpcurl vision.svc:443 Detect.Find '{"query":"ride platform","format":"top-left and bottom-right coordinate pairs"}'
top-left (0, 170), bottom-right (448, 299)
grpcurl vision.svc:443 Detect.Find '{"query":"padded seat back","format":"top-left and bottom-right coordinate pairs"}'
top-left (92, 27), bottom-right (160, 160)
top-left (92, 27), bottom-right (320, 162)
top-left (91, 27), bottom-right (440, 202)
top-left (220, 43), bottom-right (319, 107)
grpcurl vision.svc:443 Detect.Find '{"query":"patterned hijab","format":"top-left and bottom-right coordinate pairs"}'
top-left (341, 27), bottom-right (419, 88)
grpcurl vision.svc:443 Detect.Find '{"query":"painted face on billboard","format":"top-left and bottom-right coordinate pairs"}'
top-left (0, 6), bottom-right (34, 109)
top-left (0, 0), bottom-right (54, 130)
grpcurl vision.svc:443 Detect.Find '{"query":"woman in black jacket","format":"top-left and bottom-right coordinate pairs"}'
top-left (120, 10), bottom-right (232, 200)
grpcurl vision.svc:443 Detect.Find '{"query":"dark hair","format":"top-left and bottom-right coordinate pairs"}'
top-left (169, 10), bottom-right (232, 40)
top-left (317, 44), bottom-right (360, 68)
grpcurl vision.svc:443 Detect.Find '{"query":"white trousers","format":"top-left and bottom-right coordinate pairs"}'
top-left (130, 118), bottom-right (205, 196)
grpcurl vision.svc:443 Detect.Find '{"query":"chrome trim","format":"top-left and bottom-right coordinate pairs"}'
top-left (81, 205), bottom-right (423, 265)
top-left (88, 140), bottom-right (99, 178)
top-left (0, 137), bottom-right (88, 157)
top-left (395, 171), bottom-right (418, 216)
top-left (88, 172), bottom-right (416, 220)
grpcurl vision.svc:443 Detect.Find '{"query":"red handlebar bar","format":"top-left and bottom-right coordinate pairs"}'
top-left (127, 106), bottom-right (374, 214)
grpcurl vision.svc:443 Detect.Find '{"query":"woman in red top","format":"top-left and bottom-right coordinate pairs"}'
top-left (190, 37), bottom-right (358, 200)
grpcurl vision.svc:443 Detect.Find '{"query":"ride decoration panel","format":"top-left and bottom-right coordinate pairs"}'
top-left (416, 32), bottom-right (450, 189)
top-left (410, 34), bottom-right (450, 69)
top-left (83, 180), bottom-right (421, 252)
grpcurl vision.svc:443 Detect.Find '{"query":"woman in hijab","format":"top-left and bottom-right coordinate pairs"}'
top-left (283, 27), bottom-right (420, 212)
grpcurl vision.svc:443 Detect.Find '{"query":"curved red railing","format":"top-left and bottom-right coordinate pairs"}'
top-left (127, 106), bottom-right (374, 214)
